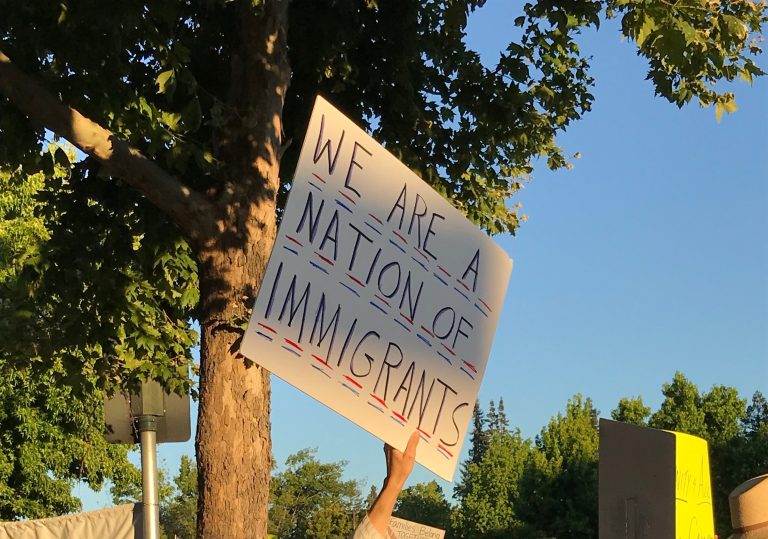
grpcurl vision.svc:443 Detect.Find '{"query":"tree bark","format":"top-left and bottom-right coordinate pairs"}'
top-left (195, 1), bottom-right (290, 537)
top-left (196, 242), bottom-right (276, 539)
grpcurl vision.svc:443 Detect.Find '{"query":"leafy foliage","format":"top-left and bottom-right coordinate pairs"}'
top-left (740, 391), bottom-right (768, 475)
top-left (611, 396), bottom-right (651, 426)
top-left (452, 381), bottom-right (765, 539)
top-left (516, 394), bottom-right (600, 539)
top-left (607, 0), bottom-right (767, 119)
top-left (161, 455), bottom-right (198, 539)
top-left (394, 481), bottom-right (452, 531)
top-left (0, 147), bottom-right (138, 519)
top-left (452, 429), bottom-right (533, 538)
top-left (467, 402), bottom-right (488, 465)
top-left (0, 2), bottom-right (203, 394)
top-left (648, 372), bottom-right (755, 538)
top-left (0, 362), bottom-right (139, 520)
top-left (0, 166), bottom-right (49, 282)
top-left (0, 157), bottom-right (199, 393)
top-left (649, 371), bottom-right (708, 435)
top-left (743, 390), bottom-right (768, 435)
top-left (268, 449), bottom-right (362, 539)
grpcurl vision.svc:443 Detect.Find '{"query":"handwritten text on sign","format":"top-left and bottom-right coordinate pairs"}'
top-left (389, 517), bottom-right (446, 539)
top-left (241, 96), bottom-right (513, 480)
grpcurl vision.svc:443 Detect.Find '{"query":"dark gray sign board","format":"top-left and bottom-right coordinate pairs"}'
top-left (104, 380), bottom-right (190, 444)
top-left (599, 419), bottom-right (676, 539)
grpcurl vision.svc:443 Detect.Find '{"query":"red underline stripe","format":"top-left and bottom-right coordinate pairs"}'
top-left (312, 354), bottom-right (331, 368)
top-left (286, 235), bottom-right (303, 247)
top-left (462, 360), bottom-right (478, 373)
top-left (441, 344), bottom-right (456, 356)
top-left (438, 444), bottom-right (453, 457)
top-left (347, 273), bottom-right (365, 287)
top-left (457, 279), bottom-right (470, 291)
top-left (392, 411), bottom-right (407, 423)
top-left (374, 294), bottom-right (390, 306)
top-left (258, 323), bottom-right (277, 334)
top-left (312, 173), bottom-right (327, 184)
top-left (339, 191), bottom-right (357, 204)
top-left (479, 298), bottom-right (492, 311)
top-left (315, 252), bottom-right (334, 265)
top-left (343, 375), bottom-right (362, 389)
top-left (438, 266), bottom-right (451, 277)
top-left (284, 339), bottom-right (303, 351)
top-left (400, 313), bottom-right (413, 325)
top-left (418, 428), bottom-right (431, 439)
top-left (392, 230), bottom-right (408, 244)
top-left (420, 325), bottom-right (434, 338)
top-left (368, 213), bottom-right (383, 224)
top-left (370, 394), bottom-right (388, 408)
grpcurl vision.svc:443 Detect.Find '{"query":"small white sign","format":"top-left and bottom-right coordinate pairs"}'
top-left (389, 516), bottom-right (446, 539)
top-left (241, 96), bottom-right (513, 480)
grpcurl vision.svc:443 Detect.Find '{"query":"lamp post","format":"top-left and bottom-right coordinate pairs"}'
top-left (104, 378), bottom-right (191, 539)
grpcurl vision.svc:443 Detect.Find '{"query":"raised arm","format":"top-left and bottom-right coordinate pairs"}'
top-left (356, 431), bottom-right (420, 538)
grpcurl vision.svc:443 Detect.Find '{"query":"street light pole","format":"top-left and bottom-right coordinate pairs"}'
top-left (105, 376), bottom-right (191, 538)
top-left (138, 415), bottom-right (160, 539)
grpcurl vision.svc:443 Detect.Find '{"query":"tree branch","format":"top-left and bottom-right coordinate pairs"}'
top-left (0, 48), bottom-right (217, 246)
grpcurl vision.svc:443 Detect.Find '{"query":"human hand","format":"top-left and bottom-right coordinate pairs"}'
top-left (363, 431), bottom-right (421, 536)
top-left (383, 430), bottom-right (420, 491)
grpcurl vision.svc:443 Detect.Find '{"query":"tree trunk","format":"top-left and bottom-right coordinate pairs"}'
top-left (196, 226), bottom-right (277, 538)
top-left (195, 1), bottom-right (289, 535)
top-left (196, 313), bottom-right (272, 538)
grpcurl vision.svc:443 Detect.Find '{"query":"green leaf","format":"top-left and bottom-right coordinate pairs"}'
top-left (675, 20), bottom-right (697, 44)
top-left (723, 15), bottom-right (748, 42)
top-left (739, 69), bottom-right (752, 84)
top-left (160, 112), bottom-right (183, 131)
top-left (156, 70), bottom-right (175, 95)
top-left (636, 14), bottom-right (657, 48)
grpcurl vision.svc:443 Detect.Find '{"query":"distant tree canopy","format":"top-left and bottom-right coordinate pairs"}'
top-left (123, 374), bottom-right (766, 538)
top-left (0, 1), bottom-right (764, 535)
top-left (647, 373), bottom-right (764, 537)
top-left (448, 374), bottom-right (765, 539)
top-left (394, 481), bottom-right (452, 531)
top-left (268, 449), bottom-right (363, 539)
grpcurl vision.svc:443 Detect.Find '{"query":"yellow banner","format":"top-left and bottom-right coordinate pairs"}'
top-left (673, 432), bottom-right (715, 539)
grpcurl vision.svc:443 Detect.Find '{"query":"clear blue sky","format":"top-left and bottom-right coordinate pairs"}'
top-left (80, 0), bottom-right (767, 509)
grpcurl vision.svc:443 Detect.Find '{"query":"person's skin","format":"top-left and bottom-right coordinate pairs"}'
top-left (367, 430), bottom-right (420, 535)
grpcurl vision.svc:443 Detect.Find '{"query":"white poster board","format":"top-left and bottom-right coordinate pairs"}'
top-left (389, 517), bottom-right (446, 539)
top-left (241, 96), bottom-right (513, 480)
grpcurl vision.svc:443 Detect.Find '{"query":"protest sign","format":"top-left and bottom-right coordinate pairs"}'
top-left (240, 96), bottom-right (513, 480)
top-left (598, 419), bottom-right (715, 539)
top-left (388, 517), bottom-right (445, 539)
top-left (599, 419), bottom-right (675, 538)
top-left (674, 432), bottom-right (715, 539)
